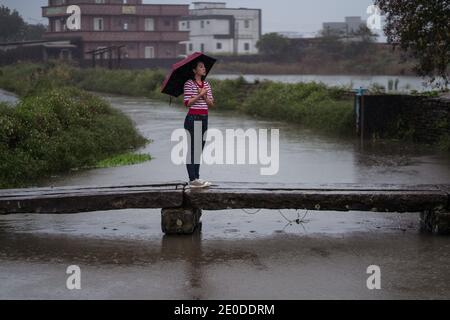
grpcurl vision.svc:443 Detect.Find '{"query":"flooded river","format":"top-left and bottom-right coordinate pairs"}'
top-left (0, 93), bottom-right (449, 299)
top-left (209, 74), bottom-right (442, 92)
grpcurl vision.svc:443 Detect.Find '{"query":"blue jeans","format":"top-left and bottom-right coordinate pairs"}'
top-left (184, 114), bottom-right (208, 182)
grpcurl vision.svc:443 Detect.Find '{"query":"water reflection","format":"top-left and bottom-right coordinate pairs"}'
top-left (161, 225), bottom-right (205, 299)
top-left (0, 215), bottom-right (449, 299)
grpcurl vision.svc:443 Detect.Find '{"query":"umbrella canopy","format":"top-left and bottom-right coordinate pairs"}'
top-left (161, 52), bottom-right (217, 98)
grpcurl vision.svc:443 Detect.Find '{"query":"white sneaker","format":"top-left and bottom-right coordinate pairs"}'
top-left (197, 179), bottom-right (212, 187)
top-left (189, 179), bottom-right (209, 188)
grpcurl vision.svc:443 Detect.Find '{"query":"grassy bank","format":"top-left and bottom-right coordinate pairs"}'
top-left (0, 61), bottom-right (167, 99)
top-left (211, 78), bottom-right (354, 135)
top-left (1, 62), bottom-right (448, 152)
top-left (0, 61), bottom-right (355, 136)
top-left (0, 86), bottom-right (149, 188)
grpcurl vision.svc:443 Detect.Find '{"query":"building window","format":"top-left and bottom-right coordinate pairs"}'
top-left (244, 43), bottom-right (250, 51)
top-left (201, 43), bottom-right (204, 52)
top-left (145, 18), bottom-right (154, 31)
top-left (201, 21), bottom-right (204, 28)
top-left (123, 22), bottom-right (128, 30)
top-left (95, 0), bottom-right (105, 3)
top-left (186, 21), bottom-right (190, 29)
top-left (244, 20), bottom-right (250, 28)
top-left (216, 42), bottom-right (222, 50)
top-left (94, 17), bottom-right (104, 31)
top-left (189, 43), bottom-right (193, 51)
top-left (145, 46), bottom-right (155, 59)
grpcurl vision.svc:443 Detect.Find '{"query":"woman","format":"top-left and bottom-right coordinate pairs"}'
top-left (183, 60), bottom-right (215, 188)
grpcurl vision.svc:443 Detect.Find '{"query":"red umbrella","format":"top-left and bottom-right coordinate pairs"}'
top-left (161, 52), bottom-right (217, 98)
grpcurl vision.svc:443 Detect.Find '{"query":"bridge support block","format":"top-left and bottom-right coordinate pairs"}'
top-left (161, 207), bottom-right (202, 235)
top-left (420, 210), bottom-right (450, 235)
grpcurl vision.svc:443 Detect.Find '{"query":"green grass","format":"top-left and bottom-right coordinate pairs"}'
top-left (94, 153), bottom-right (152, 169)
top-left (0, 61), bottom-right (167, 99)
top-left (236, 81), bottom-right (354, 135)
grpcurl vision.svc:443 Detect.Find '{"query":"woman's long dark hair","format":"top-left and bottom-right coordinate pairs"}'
top-left (190, 60), bottom-right (206, 81)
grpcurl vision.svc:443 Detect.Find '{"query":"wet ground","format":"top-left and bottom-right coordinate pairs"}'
top-left (0, 93), bottom-right (449, 299)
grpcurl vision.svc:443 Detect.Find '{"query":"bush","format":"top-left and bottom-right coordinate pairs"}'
top-left (0, 88), bottom-right (147, 188)
top-left (239, 81), bottom-right (354, 135)
top-left (209, 76), bottom-right (249, 110)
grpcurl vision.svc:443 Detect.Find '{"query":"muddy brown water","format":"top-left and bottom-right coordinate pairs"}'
top-left (0, 93), bottom-right (449, 299)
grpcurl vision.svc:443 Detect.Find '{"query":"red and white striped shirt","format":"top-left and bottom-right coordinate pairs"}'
top-left (183, 79), bottom-right (214, 115)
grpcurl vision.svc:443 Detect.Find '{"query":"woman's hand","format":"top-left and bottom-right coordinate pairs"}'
top-left (187, 88), bottom-right (209, 107)
top-left (205, 96), bottom-right (215, 108)
top-left (201, 88), bottom-right (214, 107)
top-left (199, 88), bottom-right (208, 97)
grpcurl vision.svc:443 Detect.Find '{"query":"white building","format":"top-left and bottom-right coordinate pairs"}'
top-left (179, 2), bottom-right (262, 55)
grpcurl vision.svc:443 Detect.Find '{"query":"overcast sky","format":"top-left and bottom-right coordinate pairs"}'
top-left (1, 0), bottom-right (380, 35)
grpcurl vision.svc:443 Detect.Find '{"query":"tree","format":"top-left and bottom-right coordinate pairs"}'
top-left (374, 0), bottom-right (450, 85)
top-left (317, 29), bottom-right (345, 58)
top-left (23, 23), bottom-right (47, 41)
top-left (351, 25), bottom-right (379, 43)
top-left (0, 5), bottom-right (25, 42)
top-left (346, 25), bottom-right (379, 56)
top-left (0, 6), bottom-right (47, 42)
top-left (256, 33), bottom-right (290, 57)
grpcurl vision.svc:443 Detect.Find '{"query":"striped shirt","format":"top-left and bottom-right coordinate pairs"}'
top-left (183, 79), bottom-right (214, 115)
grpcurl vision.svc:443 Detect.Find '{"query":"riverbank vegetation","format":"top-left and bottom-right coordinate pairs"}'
top-left (0, 86), bottom-right (148, 188)
top-left (0, 61), bottom-right (355, 136)
top-left (1, 62), bottom-right (448, 156)
top-left (209, 77), bottom-right (354, 135)
top-left (0, 61), bottom-right (167, 99)
top-left (95, 153), bottom-right (152, 169)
